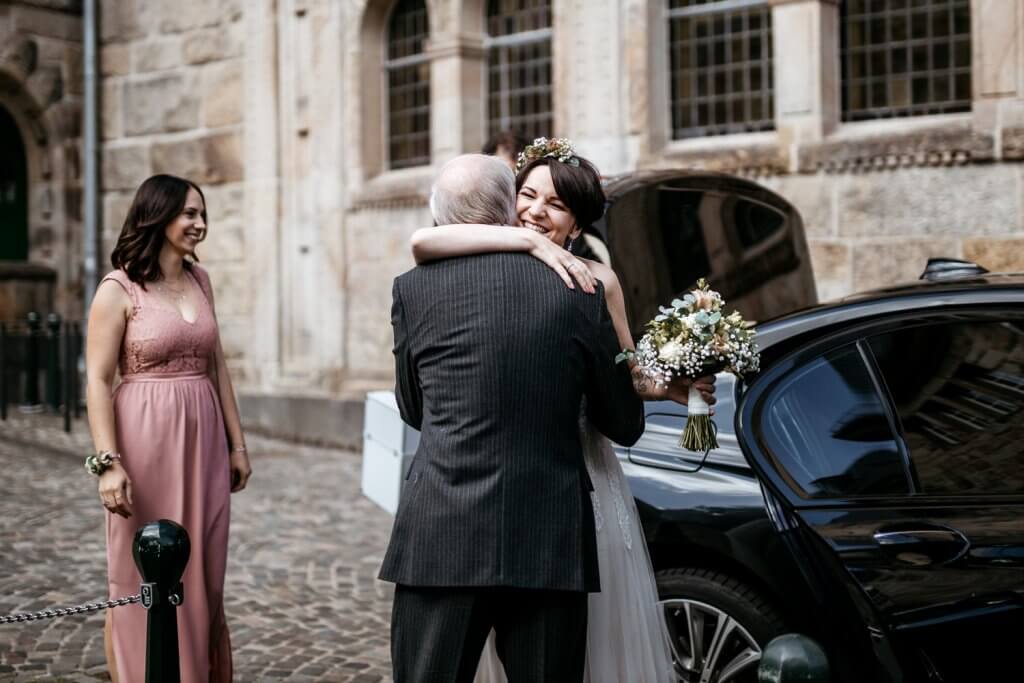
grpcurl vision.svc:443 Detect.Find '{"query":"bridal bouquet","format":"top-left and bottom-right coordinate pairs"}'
top-left (630, 279), bottom-right (760, 452)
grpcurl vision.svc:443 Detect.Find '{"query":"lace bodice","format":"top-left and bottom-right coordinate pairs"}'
top-left (101, 266), bottom-right (218, 376)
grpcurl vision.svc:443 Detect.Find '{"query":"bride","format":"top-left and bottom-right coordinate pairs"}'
top-left (410, 138), bottom-right (716, 682)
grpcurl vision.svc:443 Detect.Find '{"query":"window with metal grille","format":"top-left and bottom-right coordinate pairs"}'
top-left (668, 0), bottom-right (774, 139)
top-left (841, 0), bottom-right (971, 122)
top-left (386, 0), bottom-right (430, 169)
top-left (486, 0), bottom-right (553, 142)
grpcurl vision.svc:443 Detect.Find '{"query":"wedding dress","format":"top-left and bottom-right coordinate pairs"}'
top-left (474, 418), bottom-right (675, 682)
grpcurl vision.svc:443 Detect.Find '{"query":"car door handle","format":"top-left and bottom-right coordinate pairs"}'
top-left (873, 524), bottom-right (969, 566)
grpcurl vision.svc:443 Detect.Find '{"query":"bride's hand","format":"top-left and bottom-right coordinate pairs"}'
top-left (665, 375), bottom-right (717, 414)
top-left (523, 230), bottom-right (597, 294)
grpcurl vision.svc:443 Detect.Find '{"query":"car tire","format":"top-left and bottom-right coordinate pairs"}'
top-left (656, 567), bottom-right (787, 683)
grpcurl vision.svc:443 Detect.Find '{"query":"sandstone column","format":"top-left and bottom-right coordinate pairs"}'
top-left (427, 35), bottom-right (487, 162)
top-left (971, 0), bottom-right (1024, 156)
top-left (770, 0), bottom-right (841, 164)
top-left (244, 0), bottom-right (281, 387)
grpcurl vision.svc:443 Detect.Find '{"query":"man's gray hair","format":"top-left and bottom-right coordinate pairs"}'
top-left (429, 154), bottom-right (517, 226)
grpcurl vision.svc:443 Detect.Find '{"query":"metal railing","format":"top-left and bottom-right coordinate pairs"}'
top-left (0, 312), bottom-right (83, 432)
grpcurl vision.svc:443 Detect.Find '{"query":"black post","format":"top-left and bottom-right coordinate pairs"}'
top-left (0, 322), bottom-right (7, 421)
top-left (72, 322), bottom-right (82, 419)
top-left (133, 520), bottom-right (190, 683)
top-left (21, 312), bottom-right (42, 411)
top-left (45, 313), bottom-right (62, 412)
top-left (62, 321), bottom-right (72, 433)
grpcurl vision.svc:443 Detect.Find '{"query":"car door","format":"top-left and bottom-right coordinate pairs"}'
top-left (737, 309), bottom-right (1024, 683)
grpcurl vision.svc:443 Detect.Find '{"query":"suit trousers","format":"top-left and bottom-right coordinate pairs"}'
top-left (391, 584), bottom-right (589, 683)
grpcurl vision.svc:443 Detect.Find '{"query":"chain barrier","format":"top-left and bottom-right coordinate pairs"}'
top-left (0, 594), bottom-right (140, 624)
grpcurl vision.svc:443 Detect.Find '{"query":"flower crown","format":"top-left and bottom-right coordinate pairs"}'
top-left (516, 137), bottom-right (581, 172)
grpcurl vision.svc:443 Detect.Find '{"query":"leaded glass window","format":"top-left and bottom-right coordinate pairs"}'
top-left (386, 0), bottom-right (430, 169)
top-left (841, 0), bottom-right (971, 121)
top-left (486, 0), bottom-right (553, 142)
top-left (668, 0), bottom-right (774, 139)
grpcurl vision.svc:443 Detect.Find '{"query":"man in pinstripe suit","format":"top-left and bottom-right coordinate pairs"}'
top-left (380, 155), bottom-right (645, 682)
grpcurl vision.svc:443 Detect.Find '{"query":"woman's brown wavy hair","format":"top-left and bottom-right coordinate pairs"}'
top-left (110, 174), bottom-right (206, 287)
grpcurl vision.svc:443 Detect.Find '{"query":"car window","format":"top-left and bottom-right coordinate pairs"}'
top-left (759, 345), bottom-right (909, 499)
top-left (868, 318), bottom-right (1024, 496)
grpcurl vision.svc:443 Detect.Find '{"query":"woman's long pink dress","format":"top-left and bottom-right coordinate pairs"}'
top-left (101, 266), bottom-right (232, 683)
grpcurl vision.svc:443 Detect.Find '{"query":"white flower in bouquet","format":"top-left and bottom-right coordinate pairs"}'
top-left (632, 279), bottom-right (760, 452)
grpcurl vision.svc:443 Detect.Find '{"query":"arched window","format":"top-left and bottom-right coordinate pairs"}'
top-left (386, 0), bottom-right (430, 169)
top-left (841, 0), bottom-right (970, 121)
top-left (486, 0), bottom-right (553, 141)
top-left (667, 0), bottom-right (774, 139)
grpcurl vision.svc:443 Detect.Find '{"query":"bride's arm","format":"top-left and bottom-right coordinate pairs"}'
top-left (589, 260), bottom-right (715, 407)
top-left (410, 225), bottom-right (597, 293)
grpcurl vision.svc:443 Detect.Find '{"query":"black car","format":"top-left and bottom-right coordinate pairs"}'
top-left (619, 270), bottom-right (1024, 682)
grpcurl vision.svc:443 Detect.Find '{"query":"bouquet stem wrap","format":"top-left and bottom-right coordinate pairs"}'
top-left (680, 385), bottom-right (718, 452)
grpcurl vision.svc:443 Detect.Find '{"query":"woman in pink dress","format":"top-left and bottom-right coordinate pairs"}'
top-left (85, 174), bottom-right (251, 683)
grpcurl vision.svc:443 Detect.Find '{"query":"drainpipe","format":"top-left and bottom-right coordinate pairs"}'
top-left (82, 0), bottom-right (99, 319)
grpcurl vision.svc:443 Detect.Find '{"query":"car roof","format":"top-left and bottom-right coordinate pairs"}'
top-left (755, 273), bottom-right (1024, 350)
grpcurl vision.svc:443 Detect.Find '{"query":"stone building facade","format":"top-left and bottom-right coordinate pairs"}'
top-left (3, 0), bottom-right (1023, 443)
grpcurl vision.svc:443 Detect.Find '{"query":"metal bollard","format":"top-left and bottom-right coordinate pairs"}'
top-left (20, 311), bottom-right (42, 412)
top-left (72, 322), bottom-right (82, 419)
top-left (133, 519), bottom-right (191, 683)
top-left (45, 313), bottom-right (62, 412)
top-left (758, 633), bottom-right (830, 683)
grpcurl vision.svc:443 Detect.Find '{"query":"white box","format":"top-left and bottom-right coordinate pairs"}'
top-left (361, 391), bottom-right (420, 514)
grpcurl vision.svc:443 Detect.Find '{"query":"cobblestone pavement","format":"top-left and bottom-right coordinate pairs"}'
top-left (0, 414), bottom-right (396, 682)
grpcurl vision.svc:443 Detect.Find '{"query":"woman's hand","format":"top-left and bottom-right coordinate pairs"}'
top-left (524, 230), bottom-right (597, 293)
top-left (98, 464), bottom-right (133, 518)
top-left (666, 374), bottom-right (718, 414)
top-left (229, 450), bottom-right (252, 493)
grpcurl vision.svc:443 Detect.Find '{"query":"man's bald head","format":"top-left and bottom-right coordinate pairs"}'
top-left (429, 154), bottom-right (517, 226)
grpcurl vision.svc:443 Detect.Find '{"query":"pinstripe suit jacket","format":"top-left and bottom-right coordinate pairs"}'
top-left (378, 253), bottom-right (644, 592)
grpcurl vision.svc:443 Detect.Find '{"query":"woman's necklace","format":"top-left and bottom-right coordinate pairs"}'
top-left (157, 276), bottom-right (189, 303)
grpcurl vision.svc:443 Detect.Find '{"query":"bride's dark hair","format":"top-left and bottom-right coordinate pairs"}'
top-left (516, 156), bottom-right (606, 238)
top-left (110, 174), bottom-right (206, 287)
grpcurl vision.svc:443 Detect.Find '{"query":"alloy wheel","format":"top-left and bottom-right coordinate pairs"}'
top-left (660, 598), bottom-right (762, 683)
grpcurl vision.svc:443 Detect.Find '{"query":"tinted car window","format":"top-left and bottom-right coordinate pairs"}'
top-left (760, 345), bottom-right (909, 498)
top-left (869, 318), bottom-right (1024, 495)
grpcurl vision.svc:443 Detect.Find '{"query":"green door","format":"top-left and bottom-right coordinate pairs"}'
top-left (0, 106), bottom-right (29, 261)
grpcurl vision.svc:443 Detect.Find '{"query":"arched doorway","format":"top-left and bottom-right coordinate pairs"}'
top-left (0, 105), bottom-right (28, 261)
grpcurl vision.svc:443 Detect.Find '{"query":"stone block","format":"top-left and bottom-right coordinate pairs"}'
top-left (201, 216), bottom-right (244, 260)
top-left (204, 264), bottom-right (250, 316)
top-left (123, 73), bottom-right (200, 135)
top-left (201, 182), bottom-right (245, 222)
top-left (99, 0), bottom-right (142, 43)
top-left (183, 25), bottom-right (243, 65)
top-left (837, 166), bottom-right (1021, 239)
top-left (100, 43), bottom-right (131, 76)
top-left (101, 144), bottom-right (150, 192)
top-left (851, 238), bottom-right (960, 292)
top-left (764, 174), bottom-right (834, 238)
top-left (808, 240), bottom-right (850, 302)
top-left (131, 36), bottom-right (182, 72)
top-left (963, 238), bottom-right (1024, 273)
top-left (140, 0), bottom-right (231, 37)
top-left (201, 60), bottom-right (243, 127)
top-left (103, 192), bottom-right (136, 236)
top-left (12, 4), bottom-right (81, 42)
top-left (151, 131), bottom-right (244, 185)
top-left (100, 79), bottom-right (121, 140)
top-left (63, 45), bottom-right (83, 96)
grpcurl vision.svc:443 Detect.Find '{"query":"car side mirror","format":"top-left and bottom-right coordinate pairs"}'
top-left (757, 633), bottom-right (830, 682)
